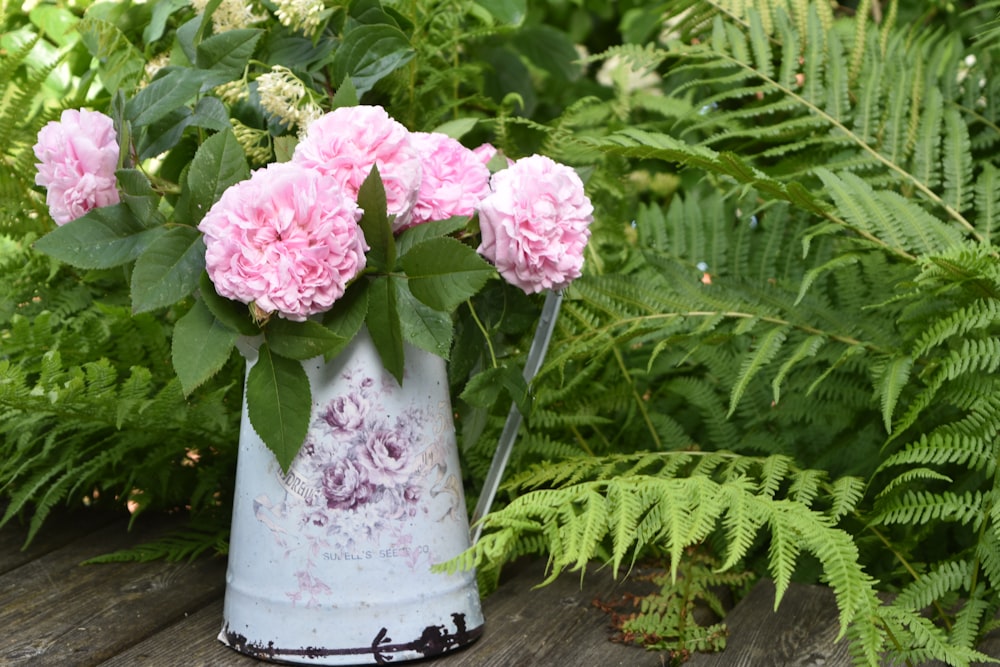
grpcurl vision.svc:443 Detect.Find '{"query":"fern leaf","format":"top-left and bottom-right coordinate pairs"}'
top-left (771, 333), bottom-right (825, 402)
top-left (974, 162), bottom-right (1000, 243)
top-left (942, 108), bottom-right (974, 214)
top-left (873, 354), bottom-right (912, 433)
top-left (727, 324), bottom-right (789, 416)
top-left (874, 490), bottom-right (983, 527)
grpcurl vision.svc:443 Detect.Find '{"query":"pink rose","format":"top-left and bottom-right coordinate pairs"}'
top-left (477, 155), bottom-right (594, 294)
top-left (33, 109), bottom-right (121, 225)
top-left (407, 132), bottom-right (491, 229)
top-left (472, 143), bottom-right (497, 165)
top-left (291, 105), bottom-right (422, 231)
top-left (198, 161), bottom-right (368, 321)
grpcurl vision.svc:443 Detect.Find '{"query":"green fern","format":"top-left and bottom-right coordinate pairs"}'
top-left (443, 452), bottom-right (884, 657)
top-left (0, 32), bottom-right (65, 232)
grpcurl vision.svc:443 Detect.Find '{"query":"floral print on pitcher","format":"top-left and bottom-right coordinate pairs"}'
top-left (250, 362), bottom-right (463, 606)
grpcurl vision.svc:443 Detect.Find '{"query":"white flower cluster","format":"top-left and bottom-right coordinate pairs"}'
top-left (190, 0), bottom-right (264, 33)
top-left (274, 0), bottom-right (325, 37)
top-left (255, 66), bottom-right (323, 132)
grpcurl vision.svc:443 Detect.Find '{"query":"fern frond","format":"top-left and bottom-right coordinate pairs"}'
top-left (873, 490), bottom-right (983, 528)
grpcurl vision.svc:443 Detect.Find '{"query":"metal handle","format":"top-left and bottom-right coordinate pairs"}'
top-left (470, 289), bottom-right (564, 543)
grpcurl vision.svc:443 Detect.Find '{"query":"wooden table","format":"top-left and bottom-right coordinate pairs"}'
top-left (1, 508), bottom-right (996, 666)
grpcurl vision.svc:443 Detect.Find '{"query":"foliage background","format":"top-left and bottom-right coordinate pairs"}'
top-left (4, 0), bottom-right (1000, 665)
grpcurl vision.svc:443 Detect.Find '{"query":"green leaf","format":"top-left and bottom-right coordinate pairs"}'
top-left (246, 344), bottom-right (312, 472)
top-left (116, 169), bottom-right (162, 225)
top-left (331, 23), bottom-right (415, 97)
top-left (77, 16), bottom-right (144, 92)
top-left (401, 237), bottom-right (495, 312)
top-left (322, 281), bottom-right (369, 358)
top-left (396, 216), bottom-right (468, 256)
top-left (199, 272), bottom-right (258, 335)
top-left (183, 129), bottom-right (250, 224)
top-left (460, 364), bottom-right (530, 414)
top-left (136, 107), bottom-right (193, 161)
top-left (432, 117), bottom-right (478, 140)
top-left (195, 28), bottom-right (262, 79)
top-left (357, 166), bottom-right (395, 269)
top-left (511, 25), bottom-right (581, 81)
top-left (130, 226), bottom-right (206, 313)
top-left (331, 76), bottom-right (359, 109)
top-left (266, 319), bottom-right (348, 360)
top-left (144, 0), bottom-right (188, 44)
top-left (190, 96), bottom-right (232, 132)
top-left (365, 275), bottom-right (404, 383)
top-left (396, 282), bottom-right (453, 359)
top-left (172, 298), bottom-right (238, 395)
top-left (474, 0), bottom-right (526, 25)
top-left (126, 68), bottom-right (207, 128)
top-left (33, 205), bottom-right (163, 269)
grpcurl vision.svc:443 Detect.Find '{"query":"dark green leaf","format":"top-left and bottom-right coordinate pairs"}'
top-left (401, 237), bottom-right (495, 312)
top-left (331, 24), bottom-right (415, 97)
top-left (396, 216), bottom-right (468, 256)
top-left (322, 281), bottom-right (369, 358)
top-left (126, 68), bottom-right (207, 128)
top-left (172, 298), bottom-right (238, 395)
top-left (131, 226), bottom-right (206, 313)
top-left (196, 29), bottom-right (263, 79)
top-left (349, 0), bottom-right (401, 27)
top-left (116, 169), bottom-right (162, 225)
top-left (185, 129), bottom-right (250, 224)
top-left (266, 319), bottom-right (349, 360)
top-left (511, 25), bottom-right (581, 81)
top-left (474, 0), bottom-right (526, 25)
top-left (137, 107), bottom-right (192, 161)
top-left (33, 205), bottom-right (163, 269)
top-left (460, 364), bottom-right (530, 415)
top-left (396, 282), bottom-right (453, 359)
top-left (357, 166), bottom-right (395, 269)
top-left (365, 275), bottom-right (404, 383)
top-left (190, 96), bottom-right (232, 132)
top-left (247, 344), bottom-right (312, 472)
top-left (199, 271), bottom-right (258, 335)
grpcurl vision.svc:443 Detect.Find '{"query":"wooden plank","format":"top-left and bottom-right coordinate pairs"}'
top-left (100, 559), bottom-right (664, 667)
top-left (685, 579), bottom-right (853, 667)
top-left (98, 600), bottom-right (257, 667)
top-left (0, 508), bottom-right (120, 575)
top-left (0, 517), bottom-right (227, 666)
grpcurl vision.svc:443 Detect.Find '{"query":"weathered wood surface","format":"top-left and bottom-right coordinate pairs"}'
top-left (0, 510), bottom-right (662, 667)
top-left (3, 509), bottom-right (998, 666)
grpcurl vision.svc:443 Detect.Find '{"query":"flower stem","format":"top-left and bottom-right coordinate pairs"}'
top-left (466, 299), bottom-right (497, 368)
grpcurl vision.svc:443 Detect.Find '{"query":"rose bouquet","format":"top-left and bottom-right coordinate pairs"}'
top-left (33, 95), bottom-right (593, 471)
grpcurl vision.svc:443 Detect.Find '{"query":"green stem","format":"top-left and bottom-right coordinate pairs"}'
top-left (865, 521), bottom-right (953, 633)
top-left (466, 299), bottom-right (497, 368)
top-left (612, 345), bottom-right (662, 450)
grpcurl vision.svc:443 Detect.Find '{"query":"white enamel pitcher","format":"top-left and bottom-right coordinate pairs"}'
top-left (219, 330), bottom-right (483, 664)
